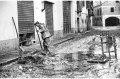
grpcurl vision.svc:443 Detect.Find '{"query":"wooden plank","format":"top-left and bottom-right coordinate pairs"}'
top-left (113, 36), bottom-right (117, 59)
top-left (101, 36), bottom-right (104, 55)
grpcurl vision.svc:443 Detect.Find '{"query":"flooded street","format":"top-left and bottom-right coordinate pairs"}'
top-left (0, 52), bottom-right (99, 78)
top-left (0, 52), bottom-right (119, 78)
top-left (1, 34), bottom-right (120, 78)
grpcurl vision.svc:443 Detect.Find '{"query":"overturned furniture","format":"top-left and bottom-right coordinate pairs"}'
top-left (100, 31), bottom-right (117, 60)
top-left (87, 31), bottom-right (117, 64)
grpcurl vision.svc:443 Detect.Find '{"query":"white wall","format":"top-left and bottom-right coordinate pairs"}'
top-left (34, 0), bottom-right (45, 24)
top-left (0, 1), bottom-right (18, 41)
top-left (71, 1), bottom-right (77, 33)
top-left (53, 1), bottom-right (64, 38)
top-left (53, 1), bottom-right (63, 31)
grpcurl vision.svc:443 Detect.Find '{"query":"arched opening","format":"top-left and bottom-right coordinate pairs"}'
top-left (105, 17), bottom-right (119, 26)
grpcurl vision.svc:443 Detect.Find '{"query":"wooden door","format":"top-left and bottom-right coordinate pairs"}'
top-left (45, 1), bottom-right (54, 35)
top-left (63, 1), bottom-right (71, 34)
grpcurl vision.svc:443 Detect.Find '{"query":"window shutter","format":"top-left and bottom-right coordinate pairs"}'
top-left (17, 1), bottom-right (34, 34)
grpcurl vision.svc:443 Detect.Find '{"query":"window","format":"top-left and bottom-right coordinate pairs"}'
top-left (82, 19), bottom-right (84, 23)
top-left (111, 7), bottom-right (114, 12)
top-left (77, 1), bottom-right (82, 13)
top-left (97, 9), bottom-right (99, 16)
top-left (100, 8), bottom-right (101, 15)
top-left (82, 1), bottom-right (85, 7)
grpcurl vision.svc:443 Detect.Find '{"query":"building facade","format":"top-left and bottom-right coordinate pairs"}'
top-left (93, 1), bottom-right (120, 27)
top-left (77, 1), bottom-right (93, 32)
top-left (0, 1), bottom-right (19, 53)
top-left (0, 0), bottom-right (92, 53)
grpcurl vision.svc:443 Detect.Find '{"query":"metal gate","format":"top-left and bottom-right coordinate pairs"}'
top-left (63, 1), bottom-right (71, 34)
top-left (45, 1), bottom-right (54, 35)
top-left (17, 1), bottom-right (34, 46)
top-left (17, 1), bottom-right (34, 34)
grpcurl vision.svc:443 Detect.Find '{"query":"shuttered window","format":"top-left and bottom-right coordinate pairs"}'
top-left (17, 1), bottom-right (34, 34)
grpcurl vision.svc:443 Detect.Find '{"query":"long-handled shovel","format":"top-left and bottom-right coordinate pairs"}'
top-left (12, 17), bottom-right (23, 58)
top-left (34, 25), bottom-right (43, 50)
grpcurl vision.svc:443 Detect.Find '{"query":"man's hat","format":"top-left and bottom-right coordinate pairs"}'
top-left (34, 21), bottom-right (39, 25)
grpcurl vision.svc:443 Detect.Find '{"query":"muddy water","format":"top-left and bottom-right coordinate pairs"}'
top-left (0, 51), bottom-right (116, 78)
top-left (42, 51), bottom-right (118, 78)
top-left (50, 51), bottom-right (96, 78)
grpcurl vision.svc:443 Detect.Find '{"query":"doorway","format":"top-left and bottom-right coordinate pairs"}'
top-left (105, 17), bottom-right (119, 26)
top-left (63, 1), bottom-right (71, 34)
top-left (45, 1), bottom-right (54, 35)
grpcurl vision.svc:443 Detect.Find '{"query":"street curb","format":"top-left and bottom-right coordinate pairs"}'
top-left (0, 57), bottom-right (20, 67)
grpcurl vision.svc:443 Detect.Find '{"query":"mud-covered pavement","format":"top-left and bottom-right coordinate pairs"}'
top-left (1, 29), bottom-right (120, 78)
top-left (0, 53), bottom-right (111, 78)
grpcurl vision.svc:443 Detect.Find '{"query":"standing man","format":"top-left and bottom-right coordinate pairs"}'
top-left (34, 21), bottom-right (55, 56)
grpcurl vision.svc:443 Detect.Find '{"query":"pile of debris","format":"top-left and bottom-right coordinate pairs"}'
top-left (0, 50), bottom-right (99, 78)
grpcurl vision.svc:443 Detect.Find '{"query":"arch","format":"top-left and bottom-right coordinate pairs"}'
top-left (105, 17), bottom-right (119, 26)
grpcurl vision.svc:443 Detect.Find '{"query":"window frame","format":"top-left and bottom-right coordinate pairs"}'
top-left (111, 7), bottom-right (114, 12)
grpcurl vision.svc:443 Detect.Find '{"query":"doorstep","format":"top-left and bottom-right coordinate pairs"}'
top-left (0, 53), bottom-right (20, 67)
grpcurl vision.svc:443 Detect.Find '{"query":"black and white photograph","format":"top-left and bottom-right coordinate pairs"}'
top-left (0, 0), bottom-right (120, 78)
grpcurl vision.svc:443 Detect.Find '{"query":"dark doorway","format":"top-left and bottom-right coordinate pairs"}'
top-left (86, 16), bottom-right (91, 30)
top-left (77, 18), bottom-right (80, 33)
top-left (105, 17), bottom-right (119, 26)
top-left (63, 1), bottom-right (71, 34)
top-left (45, 1), bottom-right (54, 35)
